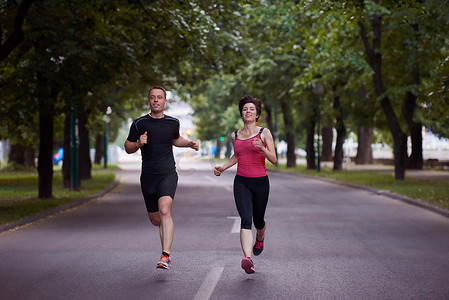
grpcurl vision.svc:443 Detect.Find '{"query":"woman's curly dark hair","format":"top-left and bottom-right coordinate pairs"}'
top-left (238, 95), bottom-right (262, 121)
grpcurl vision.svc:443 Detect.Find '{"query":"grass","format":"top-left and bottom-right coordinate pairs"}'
top-left (2, 159), bottom-right (448, 226)
top-left (0, 164), bottom-right (118, 225)
top-left (267, 163), bottom-right (449, 211)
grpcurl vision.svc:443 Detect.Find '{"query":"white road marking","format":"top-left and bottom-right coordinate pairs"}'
top-left (193, 266), bottom-right (225, 300)
top-left (203, 175), bottom-right (232, 192)
top-left (227, 216), bottom-right (240, 233)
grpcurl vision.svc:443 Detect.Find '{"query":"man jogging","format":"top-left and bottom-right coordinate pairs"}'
top-left (124, 86), bottom-right (199, 270)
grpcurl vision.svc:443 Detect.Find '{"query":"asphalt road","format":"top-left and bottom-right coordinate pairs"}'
top-left (1, 156), bottom-right (449, 300)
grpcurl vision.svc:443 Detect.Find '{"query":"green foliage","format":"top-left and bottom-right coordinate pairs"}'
top-left (2, 0), bottom-right (449, 174)
top-left (0, 0), bottom-right (225, 145)
top-left (187, 73), bottom-right (243, 140)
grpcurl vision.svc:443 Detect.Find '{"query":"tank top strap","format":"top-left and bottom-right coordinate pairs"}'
top-left (234, 130), bottom-right (238, 139)
top-left (258, 127), bottom-right (264, 136)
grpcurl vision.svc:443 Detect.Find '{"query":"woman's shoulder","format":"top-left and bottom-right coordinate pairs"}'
top-left (230, 130), bottom-right (238, 142)
top-left (260, 127), bottom-right (273, 139)
top-left (258, 126), bottom-right (270, 134)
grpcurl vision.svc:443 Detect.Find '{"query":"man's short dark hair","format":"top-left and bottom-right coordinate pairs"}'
top-left (148, 86), bottom-right (167, 99)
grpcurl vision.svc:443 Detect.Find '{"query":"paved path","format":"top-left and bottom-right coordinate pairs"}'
top-left (0, 157), bottom-right (448, 299)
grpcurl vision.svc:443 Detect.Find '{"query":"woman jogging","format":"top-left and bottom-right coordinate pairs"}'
top-left (214, 95), bottom-right (277, 274)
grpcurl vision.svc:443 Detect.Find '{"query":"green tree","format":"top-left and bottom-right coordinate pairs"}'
top-left (0, 0), bottom-right (231, 198)
top-left (0, 0), bottom-right (33, 61)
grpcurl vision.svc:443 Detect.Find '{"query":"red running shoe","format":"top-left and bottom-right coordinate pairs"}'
top-left (241, 257), bottom-right (255, 274)
top-left (253, 235), bottom-right (264, 256)
top-left (156, 255), bottom-right (172, 270)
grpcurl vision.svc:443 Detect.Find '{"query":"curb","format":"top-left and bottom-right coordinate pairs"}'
top-left (268, 169), bottom-right (449, 219)
top-left (0, 179), bottom-right (121, 233)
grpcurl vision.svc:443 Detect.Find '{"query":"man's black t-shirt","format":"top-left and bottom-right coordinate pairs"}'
top-left (127, 114), bottom-right (180, 175)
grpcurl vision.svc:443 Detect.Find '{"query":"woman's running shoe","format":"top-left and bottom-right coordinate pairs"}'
top-left (241, 257), bottom-right (255, 274)
top-left (157, 255), bottom-right (172, 270)
top-left (253, 235), bottom-right (264, 256)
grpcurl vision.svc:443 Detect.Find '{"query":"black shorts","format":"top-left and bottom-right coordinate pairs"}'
top-left (140, 172), bottom-right (178, 213)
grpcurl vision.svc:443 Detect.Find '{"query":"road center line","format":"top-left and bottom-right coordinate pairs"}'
top-left (227, 216), bottom-right (240, 233)
top-left (193, 266), bottom-right (224, 300)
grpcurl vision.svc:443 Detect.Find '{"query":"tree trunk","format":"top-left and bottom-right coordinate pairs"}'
top-left (403, 23), bottom-right (423, 170)
top-left (321, 127), bottom-right (333, 161)
top-left (333, 93), bottom-right (346, 171)
top-left (9, 144), bottom-right (34, 167)
top-left (285, 133), bottom-right (296, 168)
top-left (263, 103), bottom-right (278, 162)
top-left (263, 103), bottom-right (274, 135)
top-left (38, 107), bottom-right (54, 198)
top-left (215, 138), bottom-right (222, 158)
top-left (94, 134), bottom-right (104, 164)
top-left (0, 0), bottom-right (33, 61)
top-left (306, 117), bottom-right (316, 170)
top-left (37, 74), bottom-right (54, 199)
top-left (78, 111), bottom-right (92, 180)
top-left (407, 123), bottom-right (423, 169)
top-left (24, 147), bottom-right (35, 167)
top-left (392, 133), bottom-right (408, 179)
top-left (356, 127), bottom-right (373, 164)
top-left (9, 144), bottom-right (24, 165)
top-left (359, 14), bottom-right (407, 179)
top-left (280, 98), bottom-right (296, 168)
top-left (225, 136), bottom-right (232, 158)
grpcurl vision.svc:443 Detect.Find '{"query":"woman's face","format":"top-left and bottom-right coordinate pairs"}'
top-left (242, 103), bottom-right (258, 122)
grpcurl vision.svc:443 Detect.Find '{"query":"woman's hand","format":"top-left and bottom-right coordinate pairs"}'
top-left (214, 166), bottom-right (224, 176)
top-left (251, 138), bottom-right (264, 150)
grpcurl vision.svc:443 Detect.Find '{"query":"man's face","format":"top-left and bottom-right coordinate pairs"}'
top-left (148, 89), bottom-right (166, 113)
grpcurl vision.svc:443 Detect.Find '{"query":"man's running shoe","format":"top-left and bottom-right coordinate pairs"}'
top-left (253, 235), bottom-right (264, 256)
top-left (156, 255), bottom-right (171, 270)
top-left (241, 257), bottom-right (255, 274)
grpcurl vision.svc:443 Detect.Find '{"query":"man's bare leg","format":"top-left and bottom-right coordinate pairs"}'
top-left (148, 196), bottom-right (174, 253)
top-left (158, 196), bottom-right (174, 254)
top-left (149, 196), bottom-right (174, 269)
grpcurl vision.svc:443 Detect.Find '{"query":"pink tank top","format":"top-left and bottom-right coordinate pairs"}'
top-left (234, 128), bottom-right (267, 177)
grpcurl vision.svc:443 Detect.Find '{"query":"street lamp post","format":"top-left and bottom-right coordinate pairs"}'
top-left (103, 106), bottom-right (112, 169)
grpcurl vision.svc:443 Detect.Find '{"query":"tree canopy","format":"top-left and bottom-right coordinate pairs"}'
top-left (1, 0), bottom-right (448, 191)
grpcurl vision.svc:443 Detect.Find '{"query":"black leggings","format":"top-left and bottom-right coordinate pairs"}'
top-left (233, 175), bottom-right (270, 230)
